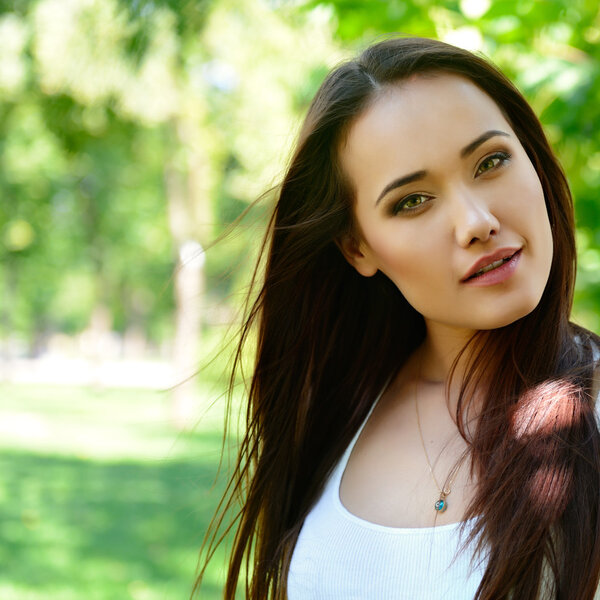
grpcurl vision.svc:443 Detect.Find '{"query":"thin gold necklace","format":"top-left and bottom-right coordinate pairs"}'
top-left (414, 376), bottom-right (464, 513)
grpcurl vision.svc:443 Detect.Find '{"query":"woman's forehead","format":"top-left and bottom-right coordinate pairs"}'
top-left (339, 74), bottom-right (513, 189)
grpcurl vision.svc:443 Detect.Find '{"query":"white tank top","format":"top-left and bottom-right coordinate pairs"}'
top-left (288, 345), bottom-right (600, 599)
top-left (287, 395), bottom-right (485, 600)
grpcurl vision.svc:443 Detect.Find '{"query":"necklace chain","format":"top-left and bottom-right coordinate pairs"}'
top-left (414, 374), bottom-right (464, 513)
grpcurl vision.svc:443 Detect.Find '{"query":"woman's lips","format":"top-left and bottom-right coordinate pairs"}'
top-left (462, 249), bottom-right (522, 287)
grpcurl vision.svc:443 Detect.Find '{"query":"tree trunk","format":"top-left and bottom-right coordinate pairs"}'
top-left (165, 115), bottom-right (213, 430)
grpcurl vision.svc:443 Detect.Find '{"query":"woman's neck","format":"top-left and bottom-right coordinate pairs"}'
top-left (409, 321), bottom-right (484, 429)
top-left (419, 321), bottom-right (477, 383)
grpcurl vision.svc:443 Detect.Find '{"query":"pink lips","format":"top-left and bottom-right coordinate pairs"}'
top-left (461, 248), bottom-right (522, 287)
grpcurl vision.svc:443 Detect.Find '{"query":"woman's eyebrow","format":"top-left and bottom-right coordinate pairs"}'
top-left (460, 129), bottom-right (510, 158)
top-left (375, 170), bottom-right (427, 206)
top-left (375, 129), bottom-right (511, 206)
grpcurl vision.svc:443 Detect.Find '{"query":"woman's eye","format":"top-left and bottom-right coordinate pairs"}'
top-left (393, 194), bottom-right (430, 215)
top-left (475, 151), bottom-right (511, 176)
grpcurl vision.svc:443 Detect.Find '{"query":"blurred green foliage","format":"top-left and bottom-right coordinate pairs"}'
top-left (0, 0), bottom-right (336, 355)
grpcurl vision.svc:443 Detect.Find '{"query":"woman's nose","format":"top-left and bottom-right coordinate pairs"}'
top-left (452, 189), bottom-right (500, 247)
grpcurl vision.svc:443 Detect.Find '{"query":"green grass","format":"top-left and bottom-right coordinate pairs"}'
top-left (0, 382), bottom-right (235, 600)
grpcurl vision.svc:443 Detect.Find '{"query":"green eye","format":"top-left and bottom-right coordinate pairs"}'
top-left (393, 194), bottom-right (430, 215)
top-left (404, 195), bottom-right (427, 208)
top-left (478, 157), bottom-right (500, 173)
top-left (479, 158), bottom-right (500, 172)
top-left (476, 151), bottom-right (511, 176)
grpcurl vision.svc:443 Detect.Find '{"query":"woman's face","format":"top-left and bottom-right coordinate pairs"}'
top-left (339, 74), bottom-right (554, 334)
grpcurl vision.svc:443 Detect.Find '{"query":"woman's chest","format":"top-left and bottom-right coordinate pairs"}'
top-left (339, 393), bottom-right (475, 529)
top-left (288, 444), bottom-right (483, 600)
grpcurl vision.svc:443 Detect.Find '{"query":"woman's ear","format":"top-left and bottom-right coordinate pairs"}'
top-left (336, 234), bottom-right (378, 277)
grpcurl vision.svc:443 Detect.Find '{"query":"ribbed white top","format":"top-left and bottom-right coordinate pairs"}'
top-left (287, 401), bottom-right (485, 600)
top-left (288, 346), bottom-right (600, 599)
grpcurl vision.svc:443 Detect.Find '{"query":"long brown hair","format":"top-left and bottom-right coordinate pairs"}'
top-left (196, 37), bottom-right (600, 600)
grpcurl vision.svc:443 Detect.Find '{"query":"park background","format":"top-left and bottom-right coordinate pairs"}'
top-left (2, 0), bottom-right (600, 598)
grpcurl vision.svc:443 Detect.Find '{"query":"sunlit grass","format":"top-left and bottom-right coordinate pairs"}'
top-left (0, 382), bottom-right (234, 599)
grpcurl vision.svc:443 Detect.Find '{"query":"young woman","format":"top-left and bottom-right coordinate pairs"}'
top-left (198, 37), bottom-right (600, 599)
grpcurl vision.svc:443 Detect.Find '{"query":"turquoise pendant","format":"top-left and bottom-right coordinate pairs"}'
top-left (434, 496), bottom-right (447, 513)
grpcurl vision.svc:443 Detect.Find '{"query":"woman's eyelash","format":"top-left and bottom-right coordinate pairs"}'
top-left (475, 150), bottom-right (512, 176)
